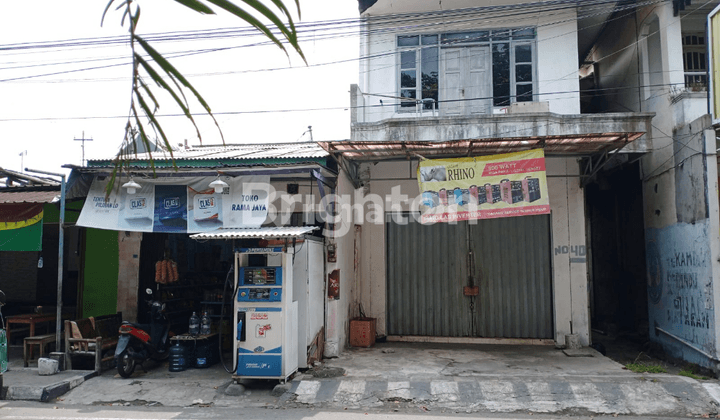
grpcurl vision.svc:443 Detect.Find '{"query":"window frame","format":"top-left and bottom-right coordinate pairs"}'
top-left (682, 33), bottom-right (708, 90)
top-left (396, 28), bottom-right (537, 113)
top-left (397, 35), bottom-right (440, 111)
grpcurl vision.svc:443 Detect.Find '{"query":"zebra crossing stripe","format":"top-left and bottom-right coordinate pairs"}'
top-left (619, 383), bottom-right (678, 415)
top-left (333, 380), bottom-right (366, 404)
top-left (288, 378), bottom-right (702, 415)
top-left (431, 381), bottom-right (460, 402)
top-left (569, 382), bottom-right (612, 413)
top-left (478, 381), bottom-right (524, 411)
top-left (525, 381), bottom-right (559, 412)
top-left (703, 383), bottom-right (720, 405)
top-left (387, 381), bottom-right (412, 400)
top-left (295, 381), bottom-right (321, 404)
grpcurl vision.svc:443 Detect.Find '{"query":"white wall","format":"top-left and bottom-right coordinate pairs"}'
top-left (358, 7), bottom-right (580, 123)
top-left (323, 169), bottom-right (356, 357)
top-left (351, 157), bottom-right (589, 345)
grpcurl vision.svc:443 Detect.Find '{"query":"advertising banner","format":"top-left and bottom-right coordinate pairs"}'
top-left (77, 175), bottom-right (270, 233)
top-left (0, 203), bottom-right (44, 251)
top-left (417, 149), bottom-right (550, 223)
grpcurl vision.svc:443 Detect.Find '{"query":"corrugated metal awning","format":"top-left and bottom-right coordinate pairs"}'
top-left (0, 190), bottom-right (60, 204)
top-left (189, 226), bottom-right (319, 240)
top-left (319, 133), bottom-right (645, 161)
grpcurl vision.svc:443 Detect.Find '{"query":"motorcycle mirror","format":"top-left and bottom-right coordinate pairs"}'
top-left (0, 290), bottom-right (5, 306)
top-left (146, 288), bottom-right (153, 296)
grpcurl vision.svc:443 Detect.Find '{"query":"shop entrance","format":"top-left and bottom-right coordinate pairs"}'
top-left (386, 213), bottom-right (553, 338)
top-left (585, 161), bottom-right (648, 340)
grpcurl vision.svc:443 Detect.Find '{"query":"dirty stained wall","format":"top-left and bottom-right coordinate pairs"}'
top-left (324, 170), bottom-right (356, 357)
top-left (117, 232), bottom-right (142, 322)
top-left (352, 157), bottom-right (589, 346)
top-left (645, 117), bottom-right (720, 368)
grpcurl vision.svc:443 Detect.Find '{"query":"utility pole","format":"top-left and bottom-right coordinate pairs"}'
top-left (18, 150), bottom-right (27, 172)
top-left (74, 131), bottom-right (93, 166)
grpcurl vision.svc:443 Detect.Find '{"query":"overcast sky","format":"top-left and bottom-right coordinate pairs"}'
top-left (0, 1), bottom-right (359, 175)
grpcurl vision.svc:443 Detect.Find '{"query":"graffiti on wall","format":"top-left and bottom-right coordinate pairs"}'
top-left (646, 220), bottom-right (715, 359)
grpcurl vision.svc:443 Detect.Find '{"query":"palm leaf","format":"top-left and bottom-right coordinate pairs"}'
top-left (131, 104), bottom-right (157, 174)
top-left (135, 53), bottom-right (203, 142)
top-left (138, 77), bottom-right (160, 112)
top-left (173, 0), bottom-right (215, 14)
top-left (204, 0), bottom-right (290, 57)
top-left (136, 90), bottom-right (175, 164)
top-left (135, 35), bottom-right (225, 143)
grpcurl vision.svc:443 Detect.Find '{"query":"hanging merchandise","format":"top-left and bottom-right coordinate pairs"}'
top-left (161, 260), bottom-right (169, 284)
top-left (170, 260), bottom-right (179, 283)
top-left (155, 258), bottom-right (180, 284)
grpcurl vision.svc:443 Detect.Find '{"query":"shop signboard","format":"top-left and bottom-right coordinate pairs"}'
top-left (417, 149), bottom-right (550, 223)
top-left (77, 176), bottom-right (269, 233)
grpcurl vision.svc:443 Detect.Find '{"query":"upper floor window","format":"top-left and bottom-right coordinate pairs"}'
top-left (397, 28), bottom-right (536, 114)
top-left (682, 34), bottom-right (707, 90)
top-left (398, 35), bottom-right (439, 110)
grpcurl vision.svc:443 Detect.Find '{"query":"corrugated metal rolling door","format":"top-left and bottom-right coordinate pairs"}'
top-left (386, 214), bottom-right (553, 338)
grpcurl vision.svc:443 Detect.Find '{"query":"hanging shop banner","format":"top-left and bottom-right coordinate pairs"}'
top-left (77, 175), bottom-right (270, 233)
top-left (417, 149), bottom-right (550, 223)
top-left (0, 203), bottom-right (44, 251)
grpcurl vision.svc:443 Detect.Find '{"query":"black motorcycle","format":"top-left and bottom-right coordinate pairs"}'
top-left (115, 288), bottom-right (170, 378)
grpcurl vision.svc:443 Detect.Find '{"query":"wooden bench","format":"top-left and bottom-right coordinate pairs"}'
top-left (23, 333), bottom-right (56, 367)
top-left (64, 312), bottom-right (122, 373)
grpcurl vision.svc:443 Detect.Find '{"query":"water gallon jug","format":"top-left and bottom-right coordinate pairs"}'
top-left (189, 312), bottom-right (200, 336)
top-left (168, 342), bottom-right (186, 372)
top-left (195, 343), bottom-right (209, 368)
top-left (200, 311), bottom-right (211, 335)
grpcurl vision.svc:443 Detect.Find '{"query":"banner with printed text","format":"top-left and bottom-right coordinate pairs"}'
top-left (77, 175), bottom-right (270, 233)
top-left (417, 149), bottom-right (550, 223)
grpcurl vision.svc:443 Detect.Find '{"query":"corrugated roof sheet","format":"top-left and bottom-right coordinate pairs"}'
top-left (319, 134), bottom-right (644, 161)
top-left (190, 226), bottom-right (319, 240)
top-left (89, 142), bottom-right (328, 163)
top-left (0, 190), bottom-right (60, 204)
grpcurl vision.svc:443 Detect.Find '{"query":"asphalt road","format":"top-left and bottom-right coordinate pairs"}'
top-left (0, 401), bottom-right (695, 420)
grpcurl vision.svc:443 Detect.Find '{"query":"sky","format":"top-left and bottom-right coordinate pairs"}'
top-left (0, 1), bottom-right (360, 176)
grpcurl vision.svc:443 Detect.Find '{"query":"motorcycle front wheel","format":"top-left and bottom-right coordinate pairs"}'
top-left (117, 352), bottom-right (136, 378)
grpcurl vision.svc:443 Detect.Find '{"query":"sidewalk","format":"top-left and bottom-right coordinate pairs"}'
top-left (4, 342), bottom-right (720, 416)
top-left (281, 342), bottom-right (720, 416)
top-left (1, 346), bottom-right (96, 402)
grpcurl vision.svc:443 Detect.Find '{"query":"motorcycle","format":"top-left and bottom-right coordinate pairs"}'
top-left (115, 288), bottom-right (170, 378)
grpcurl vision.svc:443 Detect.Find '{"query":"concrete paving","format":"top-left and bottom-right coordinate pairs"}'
top-left (282, 343), bottom-right (720, 416)
top-left (1, 346), bottom-right (96, 402)
top-left (4, 342), bottom-right (720, 417)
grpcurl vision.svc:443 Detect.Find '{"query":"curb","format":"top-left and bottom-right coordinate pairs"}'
top-left (3, 370), bottom-right (98, 402)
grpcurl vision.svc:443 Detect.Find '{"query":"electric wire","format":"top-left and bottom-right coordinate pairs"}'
top-left (0, 0), bottom-right (655, 84)
top-left (0, 0), bottom-right (712, 129)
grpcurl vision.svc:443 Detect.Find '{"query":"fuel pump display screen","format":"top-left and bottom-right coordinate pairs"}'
top-left (242, 267), bottom-right (277, 285)
top-left (237, 287), bottom-right (282, 302)
top-left (248, 288), bottom-right (271, 300)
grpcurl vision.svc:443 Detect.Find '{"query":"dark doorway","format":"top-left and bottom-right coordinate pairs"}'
top-left (586, 161), bottom-right (648, 339)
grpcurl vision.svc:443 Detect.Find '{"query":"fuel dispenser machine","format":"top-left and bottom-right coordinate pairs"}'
top-left (233, 247), bottom-right (298, 382)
